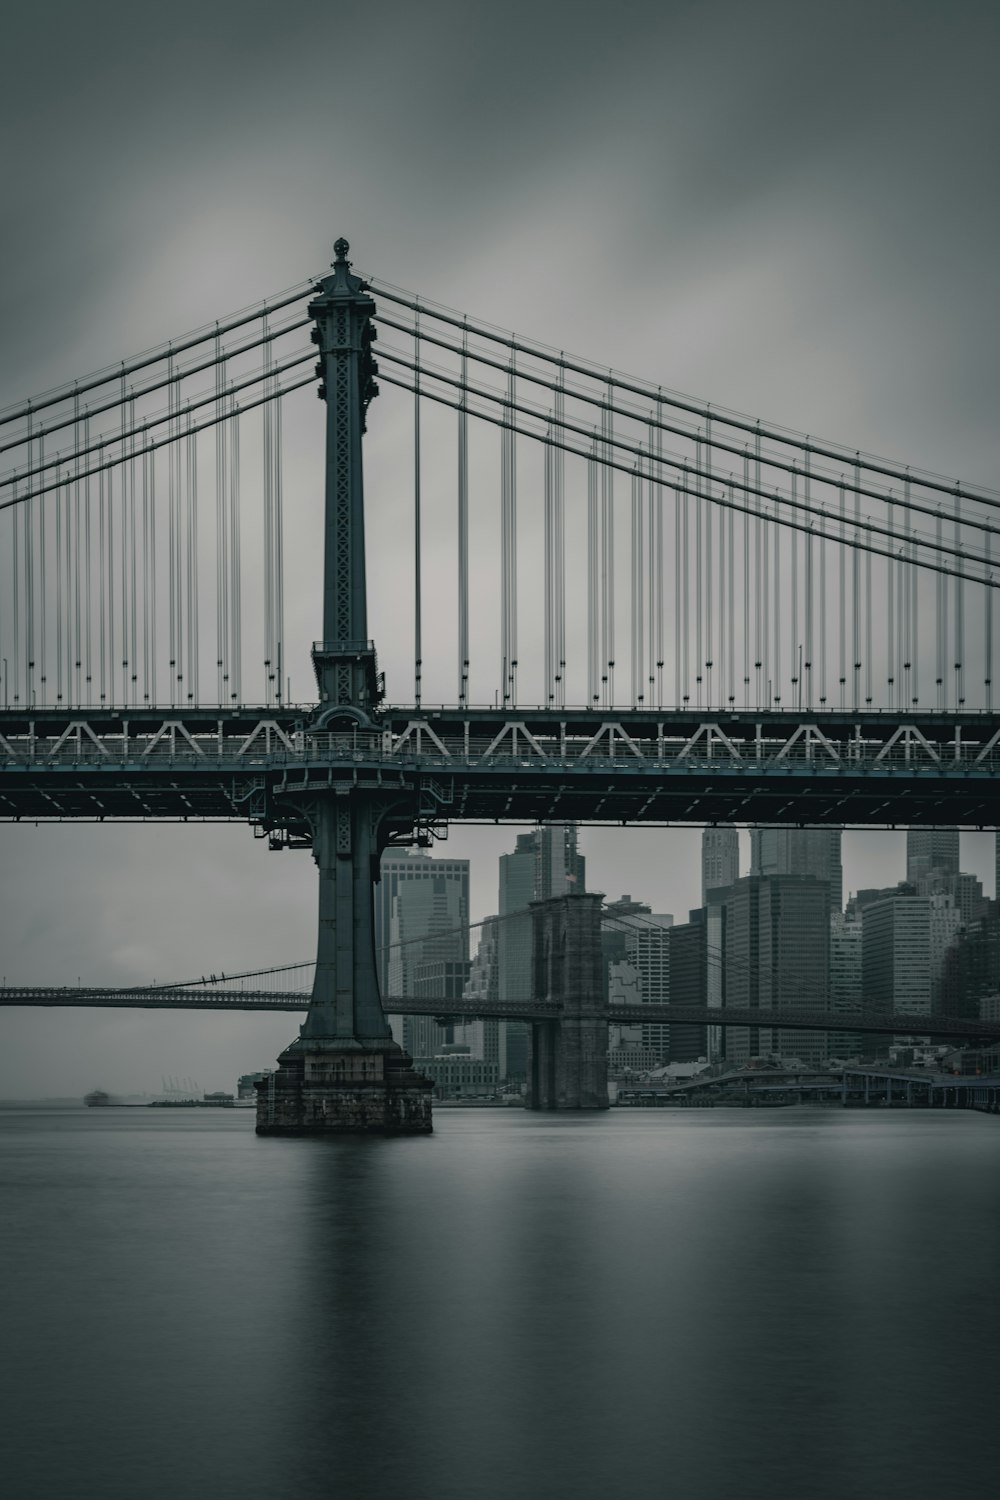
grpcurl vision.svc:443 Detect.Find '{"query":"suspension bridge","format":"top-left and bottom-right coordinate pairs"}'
top-left (2, 238), bottom-right (998, 1129)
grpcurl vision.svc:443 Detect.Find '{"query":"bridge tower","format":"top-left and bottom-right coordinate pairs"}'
top-left (528, 893), bottom-right (609, 1110)
top-left (257, 240), bottom-right (432, 1135)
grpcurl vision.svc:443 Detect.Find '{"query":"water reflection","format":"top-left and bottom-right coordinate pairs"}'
top-left (2, 1110), bottom-right (999, 1500)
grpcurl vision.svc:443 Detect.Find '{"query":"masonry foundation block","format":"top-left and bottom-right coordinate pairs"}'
top-left (255, 1042), bottom-right (433, 1135)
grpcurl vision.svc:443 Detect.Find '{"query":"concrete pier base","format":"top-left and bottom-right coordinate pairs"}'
top-left (255, 1041), bottom-right (433, 1135)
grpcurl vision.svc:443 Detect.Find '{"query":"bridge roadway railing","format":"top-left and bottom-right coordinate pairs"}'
top-left (3, 986), bottom-right (1000, 1043)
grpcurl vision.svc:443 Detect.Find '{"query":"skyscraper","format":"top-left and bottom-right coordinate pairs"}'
top-left (829, 910), bottom-right (863, 1058)
top-left (375, 850), bottom-right (470, 1057)
top-left (861, 887), bottom-right (931, 1029)
top-left (723, 873), bottom-right (830, 1067)
top-left (496, 825), bottom-right (585, 1081)
top-left (614, 910), bottom-right (673, 1060)
top-left (667, 912), bottom-right (708, 1062)
top-left (702, 828), bottom-right (739, 905)
top-left (750, 827), bottom-right (843, 912)
top-left (906, 829), bottom-right (959, 889)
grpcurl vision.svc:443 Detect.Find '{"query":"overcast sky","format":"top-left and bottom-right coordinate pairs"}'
top-left (2, 0), bottom-right (998, 1096)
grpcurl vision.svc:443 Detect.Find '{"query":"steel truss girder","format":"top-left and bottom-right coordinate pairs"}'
top-left (2, 705), bottom-right (1000, 827)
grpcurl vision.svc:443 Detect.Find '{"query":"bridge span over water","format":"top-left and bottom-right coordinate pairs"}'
top-left (3, 239), bottom-right (998, 1128)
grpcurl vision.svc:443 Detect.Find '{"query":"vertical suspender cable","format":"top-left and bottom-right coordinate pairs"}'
top-left (602, 381), bottom-right (613, 705)
top-left (674, 482), bottom-right (682, 706)
top-left (168, 356), bottom-right (177, 705)
top-left (985, 525), bottom-right (993, 712)
top-left (743, 455), bottom-right (751, 708)
top-left (274, 385), bottom-right (284, 705)
top-left (838, 483), bottom-right (846, 710)
top-left (11, 472), bottom-right (19, 705)
top-left (84, 415), bottom-right (92, 703)
top-left (887, 499), bottom-right (895, 707)
top-left (230, 403), bottom-right (241, 703)
top-left (754, 429), bottom-right (762, 708)
top-left (508, 356), bottom-right (518, 705)
top-left (954, 489), bottom-right (964, 707)
top-left (149, 448), bottom-right (157, 704)
top-left (909, 482), bottom-right (918, 705)
top-left (141, 445), bottom-right (149, 699)
top-left (588, 445), bottom-right (599, 704)
top-left (414, 316), bottom-right (423, 707)
top-left (555, 364), bottom-right (566, 708)
top-left (772, 481), bottom-right (781, 705)
top-left (819, 494), bottom-right (827, 706)
top-left (39, 436), bottom-right (47, 703)
top-left (129, 396), bottom-right (138, 705)
top-left (727, 489), bottom-right (735, 705)
top-left (790, 470), bottom-right (798, 705)
top-left (262, 318), bottom-right (273, 704)
top-left (864, 509), bottom-right (872, 706)
top-left (457, 325), bottom-right (469, 706)
top-left (215, 333), bottom-right (227, 704)
top-left (105, 463), bottom-right (112, 706)
top-left (804, 452), bottom-right (813, 709)
top-left (654, 400), bottom-right (665, 708)
top-left (631, 463), bottom-right (642, 704)
top-left (98, 466), bottom-right (105, 703)
top-left (543, 436), bottom-right (551, 700)
top-left (852, 464), bottom-right (860, 712)
top-left (73, 391), bottom-right (82, 703)
top-left (648, 430), bottom-right (658, 706)
top-left (188, 420), bottom-right (199, 704)
top-left (695, 438), bottom-right (703, 707)
top-left (56, 470), bottom-right (63, 703)
top-left (705, 419), bottom-right (713, 706)
top-left (23, 417), bottom-right (33, 708)
top-left (682, 478), bottom-right (690, 704)
top-left (936, 506), bottom-right (945, 710)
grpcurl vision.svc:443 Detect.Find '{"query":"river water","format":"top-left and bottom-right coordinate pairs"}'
top-left (2, 1106), bottom-right (998, 1500)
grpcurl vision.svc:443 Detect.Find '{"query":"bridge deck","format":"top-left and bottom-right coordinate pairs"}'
top-left (2, 986), bottom-right (997, 1042)
top-left (3, 706), bottom-right (1000, 826)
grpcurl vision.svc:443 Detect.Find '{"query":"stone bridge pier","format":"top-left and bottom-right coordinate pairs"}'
top-left (527, 892), bottom-right (609, 1111)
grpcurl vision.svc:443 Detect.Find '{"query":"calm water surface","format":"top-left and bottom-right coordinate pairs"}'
top-left (2, 1106), bottom-right (998, 1500)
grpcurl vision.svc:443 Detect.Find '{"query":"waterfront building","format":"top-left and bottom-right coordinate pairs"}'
top-left (411, 1048), bottom-right (501, 1099)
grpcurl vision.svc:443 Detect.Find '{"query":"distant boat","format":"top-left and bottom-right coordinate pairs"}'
top-left (84, 1089), bottom-right (112, 1107)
